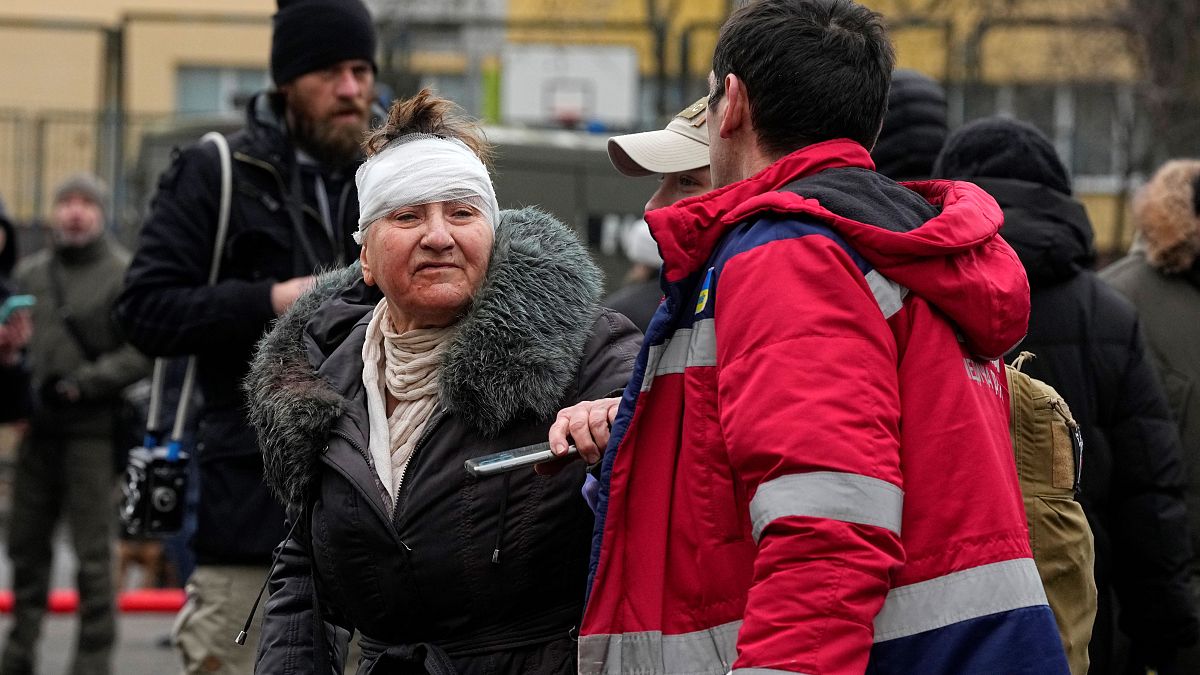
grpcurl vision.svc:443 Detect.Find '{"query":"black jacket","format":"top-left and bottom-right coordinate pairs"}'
top-left (0, 282), bottom-right (29, 423)
top-left (118, 92), bottom-right (363, 565)
top-left (601, 278), bottom-right (660, 334)
top-left (248, 209), bottom-right (641, 674)
top-left (0, 213), bottom-right (29, 422)
top-left (981, 177), bottom-right (1198, 670)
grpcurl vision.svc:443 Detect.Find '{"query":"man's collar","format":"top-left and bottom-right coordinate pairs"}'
top-left (647, 139), bottom-right (875, 282)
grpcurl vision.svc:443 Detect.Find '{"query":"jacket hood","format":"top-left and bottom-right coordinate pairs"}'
top-left (974, 177), bottom-right (1095, 288)
top-left (1133, 159), bottom-right (1200, 273)
top-left (934, 116), bottom-right (1073, 198)
top-left (247, 207), bottom-right (604, 506)
top-left (872, 69), bottom-right (948, 182)
top-left (239, 92), bottom-right (293, 166)
top-left (648, 139), bottom-right (1029, 360)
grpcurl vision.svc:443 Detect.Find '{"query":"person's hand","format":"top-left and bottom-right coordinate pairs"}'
top-left (0, 310), bottom-right (31, 365)
top-left (270, 275), bottom-right (317, 316)
top-left (537, 397), bottom-right (622, 475)
top-left (39, 376), bottom-right (81, 407)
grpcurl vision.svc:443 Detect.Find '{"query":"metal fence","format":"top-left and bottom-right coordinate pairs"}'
top-left (0, 109), bottom-right (179, 226)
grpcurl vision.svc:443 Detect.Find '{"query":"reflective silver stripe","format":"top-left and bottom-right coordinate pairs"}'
top-left (873, 558), bottom-right (1048, 642)
top-left (580, 561), bottom-right (1045, 672)
top-left (640, 341), bottom-right (669, 393)
top-left (640, 318), bottom-right (717, 392)
top-left (578, 620), bottom-right (740, 675)
top-left (749, 472), bottom-right (904, 542)
top-left (865, 269), bottom-right (906, 319)
top-left (640, 273), bottom-right (898, 393)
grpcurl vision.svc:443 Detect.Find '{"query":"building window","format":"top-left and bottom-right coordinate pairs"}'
top-left (950, 81), bottom-right (1139, 184)
top-left (176, 67), bottom-right (269, 116)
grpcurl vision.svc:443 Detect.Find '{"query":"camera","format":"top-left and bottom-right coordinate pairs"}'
top-left (120, 446), bottom-right (189, 537)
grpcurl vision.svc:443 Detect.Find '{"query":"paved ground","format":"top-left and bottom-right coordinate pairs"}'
top-left (0, 429), bottom-right (191, 673)
top-left (0, 531), bottom-right (184, 675)
top-left (0, 614), bottom-right (179, 675)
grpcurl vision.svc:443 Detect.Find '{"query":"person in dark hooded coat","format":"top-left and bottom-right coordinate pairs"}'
top-left (935, 117), bottom-right (1199, 674)
top-left (247, 91), bottom-right (640, 675)
top-left (871, 69), bottom-right (948, 182)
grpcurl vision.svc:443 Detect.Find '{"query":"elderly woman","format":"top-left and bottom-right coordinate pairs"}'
top-left (247, 91), bottom-right (639, 674)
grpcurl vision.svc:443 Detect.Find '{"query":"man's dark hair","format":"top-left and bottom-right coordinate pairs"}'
top-left (710, 0), bottom-right (895, 156)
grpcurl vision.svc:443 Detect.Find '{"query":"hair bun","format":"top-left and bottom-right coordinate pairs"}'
top-left (365, 89), bottom-right (493, 169)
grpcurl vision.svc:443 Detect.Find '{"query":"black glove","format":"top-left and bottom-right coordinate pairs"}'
top-left (39, 376), bottom-right (81, 407)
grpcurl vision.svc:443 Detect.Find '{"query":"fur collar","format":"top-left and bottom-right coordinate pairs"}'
top-left (1133, 159), bottom-right (1200, 273)
top-left (246, 207), bottom-right (603, 506)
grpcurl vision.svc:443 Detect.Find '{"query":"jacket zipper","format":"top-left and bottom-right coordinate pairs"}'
top-left (234, 152), bottom-right (289, 201)
top-left (1049, 398), bottom-right (1084, 493)
top-left (327, 427), bottom-right (406, 548)
top-left (391, 409), bottom-right (448, 526)
top-left (234, 152), bottom-right (334, 249)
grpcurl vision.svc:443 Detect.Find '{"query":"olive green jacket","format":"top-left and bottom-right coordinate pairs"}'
top-left (14, 235), bottom-right (150, 436)
top-left (1103, 254), bottom-right (1200, 570)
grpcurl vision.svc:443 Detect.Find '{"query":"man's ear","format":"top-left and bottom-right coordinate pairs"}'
top-left (360, 243), bottom-right (375, 286)
top-left (718, 74), bottom-right (749, 140)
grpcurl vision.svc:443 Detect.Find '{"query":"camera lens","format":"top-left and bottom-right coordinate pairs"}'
top-left (152, 486), bottom-right (178, 513)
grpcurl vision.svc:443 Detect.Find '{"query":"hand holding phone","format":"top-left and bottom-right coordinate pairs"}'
top-left (547, 397), bottom-right (622, 466)
top-left (0, 295), bottom-right (34, 324)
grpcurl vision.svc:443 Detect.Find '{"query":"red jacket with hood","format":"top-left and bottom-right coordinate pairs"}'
top-left (580, 140), bottom-right (1069, 674)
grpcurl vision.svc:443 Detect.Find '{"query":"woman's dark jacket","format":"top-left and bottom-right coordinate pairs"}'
top-left (248, 208), bottom-right (641, 674)
top-left (117, 92), bottom-right (364, 565)
top-left (981, 177), bottom-right (1198, 670)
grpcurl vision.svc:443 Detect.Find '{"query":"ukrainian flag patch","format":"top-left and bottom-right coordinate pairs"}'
top-left (695, 267), bottom-right (714, 314)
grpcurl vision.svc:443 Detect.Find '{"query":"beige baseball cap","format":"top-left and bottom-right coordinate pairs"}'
top-left (607, 97), bottom-right (710, 177)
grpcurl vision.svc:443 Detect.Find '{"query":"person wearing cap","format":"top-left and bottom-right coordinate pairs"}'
top-left (116, 0), bottom-right (380, 671)
top-left (246, 90), bottom-right (639, 674)
top-left (602, 97), bottom-right (712, 332)
top-left (556, 1), bottom-right (1068, 672)
top-left (2, 173), bottom-right (150, 675)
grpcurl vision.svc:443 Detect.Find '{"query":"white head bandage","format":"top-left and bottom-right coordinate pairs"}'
top-left (353, 134), bottom-right (500, 244)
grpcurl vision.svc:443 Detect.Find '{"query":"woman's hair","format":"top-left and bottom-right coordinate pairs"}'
top-left (364, 89), bottom-right (494, 169)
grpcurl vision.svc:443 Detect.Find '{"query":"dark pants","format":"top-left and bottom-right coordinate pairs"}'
top-left (0, 432), bottom-right (116, 675)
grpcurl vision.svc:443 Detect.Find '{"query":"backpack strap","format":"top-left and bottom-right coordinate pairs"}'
top-left (143, 132), bottom-right (232, 455)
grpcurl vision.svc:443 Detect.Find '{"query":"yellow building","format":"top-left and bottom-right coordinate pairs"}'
top-left (0, 0), bottom-right (272, 219)
top-left (502, 0), bottom-right (1144, 251)
top-left (0, 0), bottom-right (1151, 250)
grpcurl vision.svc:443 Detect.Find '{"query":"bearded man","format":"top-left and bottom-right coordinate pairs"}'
top-left (117, 1), bottom-right (379, 671)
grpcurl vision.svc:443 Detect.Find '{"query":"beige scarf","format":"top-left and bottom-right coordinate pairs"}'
top-left (361, 299), bottom-right (455, 508)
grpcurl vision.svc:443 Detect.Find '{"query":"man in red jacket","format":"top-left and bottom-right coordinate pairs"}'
top-left (554, 1), bottom-right (1070, 673)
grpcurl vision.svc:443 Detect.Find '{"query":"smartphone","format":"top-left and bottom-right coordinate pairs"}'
top-left (0, 295), bottom-right (34, 323)
top-left (465, 442), bottom-right (578, 477)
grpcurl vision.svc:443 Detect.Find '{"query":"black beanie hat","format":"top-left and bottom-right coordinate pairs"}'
top-left (872, 70), bottom-right (948, 182)
top-left (271, 0), bottom-right (378, 86)
top-left (933, 116), bottom-right (1072, 196)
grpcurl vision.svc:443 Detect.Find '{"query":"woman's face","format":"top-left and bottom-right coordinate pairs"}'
top-left (360, 200), bottom-right (493, 332)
